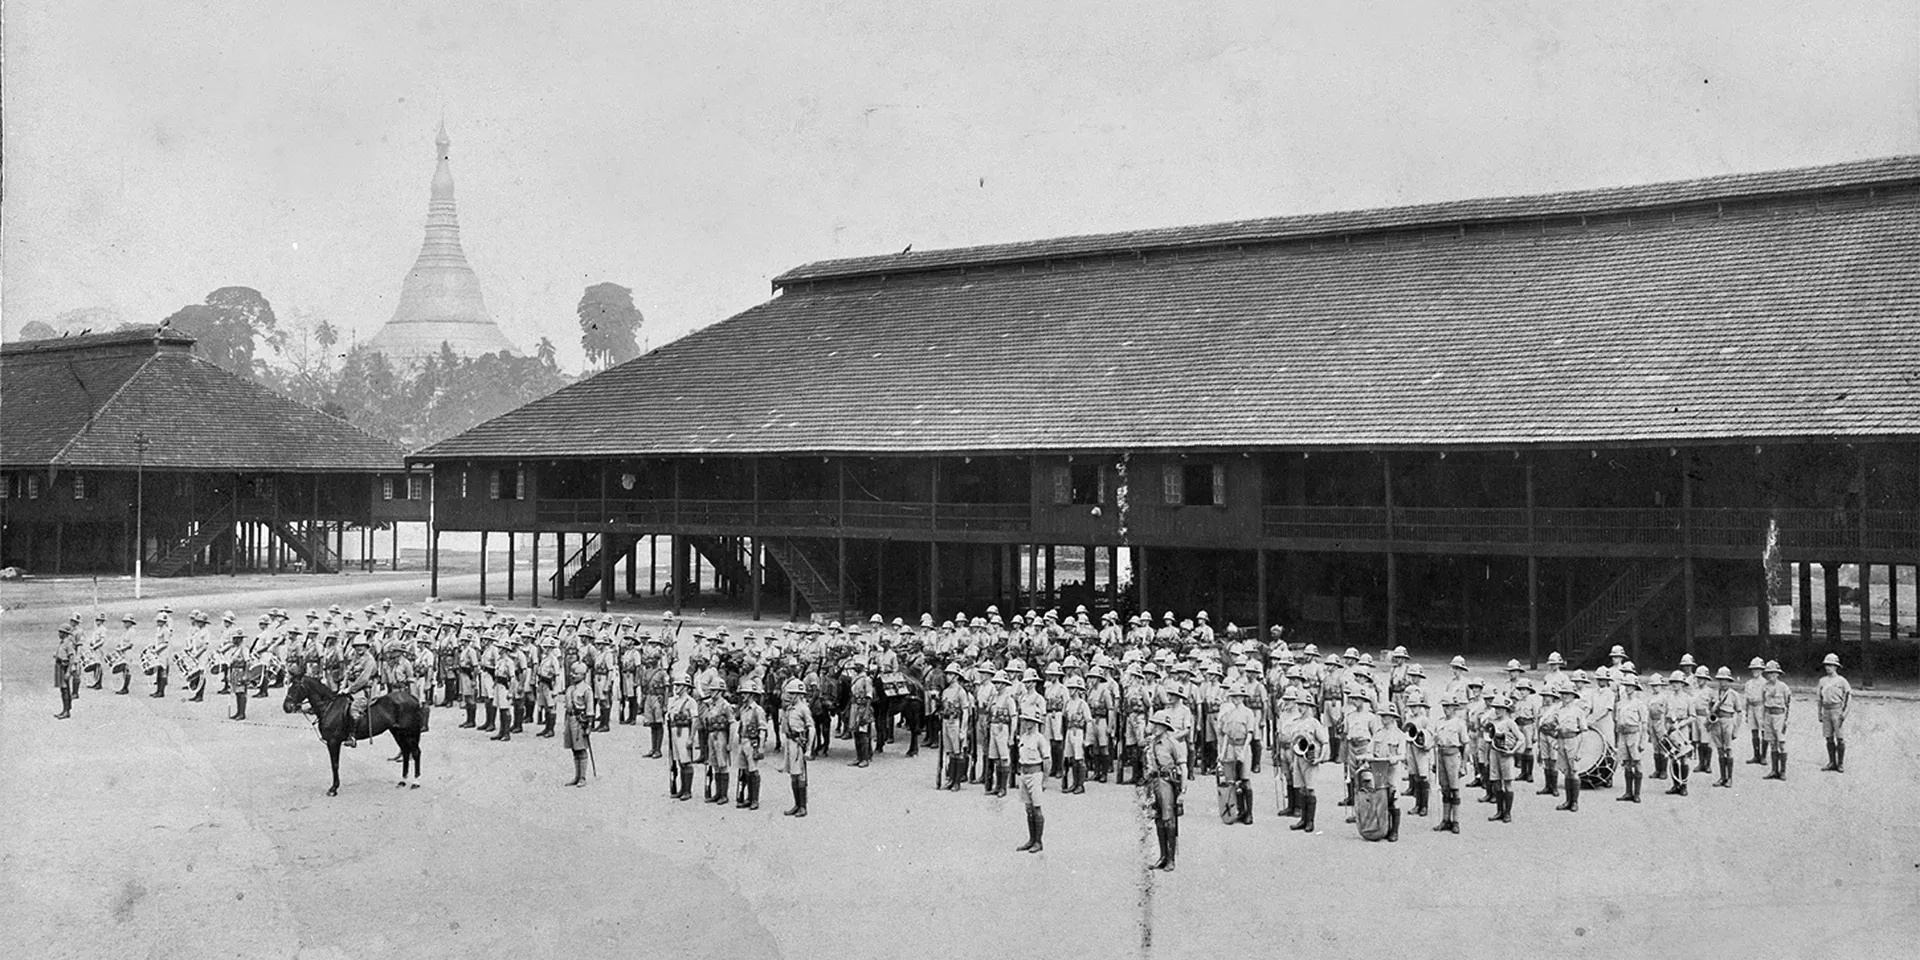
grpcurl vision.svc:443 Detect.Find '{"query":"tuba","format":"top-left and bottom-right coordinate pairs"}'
top-left (1405, 719), bottom-right (1432, 751)
top-left (1292, 735), bottom-right (1317, 762)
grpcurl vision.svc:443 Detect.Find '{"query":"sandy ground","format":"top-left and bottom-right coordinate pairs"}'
top-left (4, 571), bottom-right (1919, 960)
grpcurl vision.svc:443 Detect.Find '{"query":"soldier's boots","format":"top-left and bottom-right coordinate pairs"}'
top-left (514, 704), bottom-right (528, 734)
top-left (1290, 793), bottom-right (1317, 833)
top-left (494, 708), bottom-right (514, 742)
top-left (231, 691), bottom-right (248, 721)
top-left (1411, 778), bottom-right (1429, 817)
top-left (1651, 752), bottom-right (1668, 779)
top-left (783, 777), bottom-right (808, 817)
top-left (459, 704), bottom-right (476, 728)
top-left (1697, 743), bottom-right (1712, 773)
top-left (996, 764), bottom-right (1011, 798)
top-left (1834, 742), bottom-right (1844, 773)
top-left (1537, 762), bottom-right (1559, 796)
top-left (1073, 761), bottom-right (1088, 794)
top-left (151, 675), bottom-right (167, 698)
top-left (1434, 792), bottom-right (1453, 832)
top-left (1338, 783), bottom-right (1354, 808)
top-left (1715, 758), bottom-right (1733, 787)
top-left (565, 754), bottom-right (586, 787)
top-left (710, 772), bottom-right (730, 805)
top-left (480, 704), bottom-right (497, 732)
top-left (1152, 823), bottom-right (1172, 869)
top-left (55, 689), bottom-right (72, 720)
top-left (118, 673), bottom-right (131, 695)
top-left (1154, 822), bottom-right (1177, 871)
top-left (645, 725), bottom-right (663, 758)
top-left (1499, 788), bottom-right (1514, 822)
top-left (539, 710), bottom-right (557, 738)
top-left (1016, 809), bottom-right (1041, 852)
top-left (1557, 775), bottom-right (1579, 811)
top-left (1750, 733), bottom-right (1767, 765)
top-left (678, 765), bottom-right (697, 801)
top-left (1763, 749), bottom-right (1786, 780)
top-left (1386, 805), bottom-right (1401, 842)
top-left (1238, 784), bottom-right (1254, 825)
top-left (1478, 766), bottom-right (1497, 803)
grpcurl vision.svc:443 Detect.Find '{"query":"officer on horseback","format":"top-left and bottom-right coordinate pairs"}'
top-left (339, 632), bottom-right (378, 748)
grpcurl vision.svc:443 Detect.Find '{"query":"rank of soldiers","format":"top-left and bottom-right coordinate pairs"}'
top-left (53, 601), bottom-right (1856, 872)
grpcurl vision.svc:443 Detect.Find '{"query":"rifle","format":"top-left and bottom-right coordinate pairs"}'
top-left (934, 700), bottom-right (945, 789)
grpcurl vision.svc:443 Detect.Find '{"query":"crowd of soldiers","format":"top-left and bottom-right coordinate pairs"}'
top-left (52, 601), bottom-right (1857, 871)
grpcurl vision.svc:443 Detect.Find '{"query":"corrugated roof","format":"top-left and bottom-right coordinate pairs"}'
top-left (776, 155), bottom-right (1920, 285)
top-left (2, 330), bottom-right (407, 472)
top-left (418, 158), bottom-right (1920, 461)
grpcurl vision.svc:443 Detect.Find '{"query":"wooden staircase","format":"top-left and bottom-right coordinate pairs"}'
top-left (148, 517), bottom-right (237, 577)
top-left (761, 536), bottom-right (860, 620)
top-left (685, 535), bottom-right (752, 595)
top-left (261, 518), bottom-right (341, 574)
top-left (550, 533), bottom-right (640, 599)
top-left (1555, 560), bottom-right (1684, 666)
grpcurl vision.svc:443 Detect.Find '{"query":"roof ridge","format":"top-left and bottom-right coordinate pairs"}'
top-left (47, 351), bottom-right (159, 466)
top-left (775, 154), bottom-right (1920, 286)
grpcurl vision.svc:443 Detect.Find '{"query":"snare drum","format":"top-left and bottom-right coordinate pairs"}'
top-left (880, 672), bottom-right (910, 699)
top-left (1570, 729), bottom-right (1617, 789)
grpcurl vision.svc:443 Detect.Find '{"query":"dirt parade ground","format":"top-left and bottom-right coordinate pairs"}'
top-left (4, 571), bottom-right (1919, 960)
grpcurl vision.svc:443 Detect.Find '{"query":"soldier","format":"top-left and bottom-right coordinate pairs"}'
top-left (846, 657), bottom-right (875, 768)
top-left (1282, 690), bottom-right (1329, 831)
top-left (53, 622), bottom-right (80, 719)
top-left (1590, 667), bottom-right (1619, 750)
top-left (1709, 667), bottom-right (1745, 787)
top-left (1660, 672), bottom-right (1695, 796)
top-left (591, 634), bottom-right (616, 732)
top-left (1370, 701), bottom-right (1408, 841)
top-left (1816, 653), bottom-right (1851, 773)
top-left (562, 661), bottom-right (593, 787)
top-left (1430, 693), bottom-right (1468, 834)
top-left (1242, 659), bottom-right (1269, 775)
top-left (1485, 696), bottom-right (1521, 824)
top-left (733, 679), bottom-right (768, 809)
top-left (1689, 665), bottom-right (1714, 773)
top-left (1144, 710), bottom-right (1186, 871)
top-left (1012, 705), bottom-right (1049, 854)
top-left (939, 667), bottom-right (974, 790)
top-left (640, 644), bottom-right (670, 758)
top-left (1511, 676), bottom-right (1541, 783)
top-left (1061, 675), bottom-right (1091, 794)
top-left (339, 634), bottom-right (380, 749)
top-left (701, 678), bottom-right (736, 804)
top-left (180, 610), bottom-right (211, 702)
top-left (1216, 683), bottom-right (1256, 825)
top-left (487, 634), bottom-right (517, 742)
top-left (984, 671), bottom-right (1015, 796)
top-left (1646, 668), bottom-right (1671, 781)
top-left (1121, 664), bottom-right (1155, 784)
top-left (1548, 683), bottom-right (1588, 812)
top-left (1614, 675), bottom-right (1649, 802)
top-left (1043, 663), bottom-right (1068, 778)
top-left (1340, 687), bottom-right (1381, 821)
top-left (1759, 660), bottom-right (1791, 780)
top-left (1403, 688), bottom-right (1434, 817)
top-left (1463, 678), bottom-right (1491, 801)
top-left (1743, 657), bottom-right (1769, 765)
top-left (667, 674), bottom-right (698, 801)
top-left (226, 626), bottom-right (253, 721)
top-left (1087, 662), bottom-right (1117, 783)
top-left (143, 610), bottom-right (173, 699)
top-left (534, 638), bottom-right (562, 738)
top-left (779, 677), bottom-right (813, 817)
top-left (82, 611), bottom-right (108, 690)
top-left (109, 613), bottom-right (137, 695)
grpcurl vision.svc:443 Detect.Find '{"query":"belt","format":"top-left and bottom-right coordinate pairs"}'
top-left (1017, 763), bottom-right (1044, 773)
top-left (1765, 707), bottom-right (1787, 713)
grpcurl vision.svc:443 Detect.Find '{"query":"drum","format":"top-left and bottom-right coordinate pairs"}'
top-left (1354, 758), bottom-right (1394, 841)
top-left (1570, 729), bottom-right (1617, 789)
top-left (140, 648), bottom-right (162, 675)
top-left (880, 672), bottom-right (910, 699)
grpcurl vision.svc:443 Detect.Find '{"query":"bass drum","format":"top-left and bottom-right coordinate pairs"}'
top-left (1354, 758), bottom-right (1394, 841)
top-left (879, 672), bottom-right (911, 699)
top-left (1571, 729), bottom-right (1617, 789)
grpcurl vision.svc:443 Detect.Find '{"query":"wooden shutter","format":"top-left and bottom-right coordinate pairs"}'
top-left (410, 476), bottom-right (427, 500)
top-left (516, 469), bottom-right (528, 501)
top-left (488, 470), bottom-right (501, 500)
top-left (1162, 464), bottom-right (1183, 505)
top-left (1052, 465), bottom-right (1071, 505)
top-left (382, 478), bottom-right (394, 501)
top-left (1097, 468), bottom-right (1108, 505)
top-left (1211, 464), bottom-right (1226, 506)
top-left (73, 474), bottom-right (87, 500)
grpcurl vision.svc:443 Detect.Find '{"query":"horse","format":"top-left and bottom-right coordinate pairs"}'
top-left (282, 665), bottom-right (426, 796)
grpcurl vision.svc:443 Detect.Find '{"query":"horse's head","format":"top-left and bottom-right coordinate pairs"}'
top-left (282, 663), bottom-right (328, 714)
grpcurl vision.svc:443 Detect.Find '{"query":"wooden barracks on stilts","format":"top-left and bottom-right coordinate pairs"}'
top-left (415, 157), bottom-right (1920, 683)
top-left (1, 330), bottom-right (427, 578)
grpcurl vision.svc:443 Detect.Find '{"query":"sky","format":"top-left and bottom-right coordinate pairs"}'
top-left (5, 0), bottom-right (1917, 370)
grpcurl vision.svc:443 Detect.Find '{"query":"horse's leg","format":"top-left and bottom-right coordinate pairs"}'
top-left (327, 740), bottom-right (342, 797)
top-left (407, 732), bottom-right (422, 788)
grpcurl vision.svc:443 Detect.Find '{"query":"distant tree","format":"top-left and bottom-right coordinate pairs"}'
top-left (535, 336), bottom-right (558, 369)
top-left (16, 321), bottom-right (59, 341)
top-left (577, 282), bottom-right (643, 369)
top-left (165, 286), bottom-right (279, 374)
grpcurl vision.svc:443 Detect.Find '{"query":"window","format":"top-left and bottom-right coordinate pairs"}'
top-left (516, 468), bottom-right (527, 501)
top-left (73, 474), bottom-right (87, 500)
top-left (1164, 463), bottom-right (1225, 506)
top-left (27, 475), bottom-right (42, 499)
top-left (409, 475), bottom-right (427, 500)
top-left (490, 467), bottom-right (526, 500)
top-left (382, 477), bottom-right (395, 501)
top-left (1070, 463), bottom-right (1103, 505)
top-left (488, 470), bottom-right (501, 499)
top-left (0, 474), bottom-right (10, 499)
top-left (458, 470), bottom-right (469, 499)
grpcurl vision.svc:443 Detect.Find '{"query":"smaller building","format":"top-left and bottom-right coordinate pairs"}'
top-left (0, 329), bottom-right (427, 576)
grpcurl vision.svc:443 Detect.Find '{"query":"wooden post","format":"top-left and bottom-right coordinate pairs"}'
top-left (555, 532), bottom-right (566, 600)
top-left (1630, 608), bottom-right (1642, 663)
top-left (1823, 563), bottom-right (1842, 645)
top-left (1799, 562), bottom-right (1814, 642)
top-left (271, 477), bottom-right (280, 576)
top-left (231, 477), bottom-right (240, 577)
top-left (1888, 564), bottom-right (1900, 648)
top-left (391, 521), bottom-right (399, 571)
top-left (309, 474), bottom-right (320, 575)
top-left (479, 530), bottom-right (489, 605)
top-left (1256, 548), bottom-right (1270, 644)
top-left (671, 459), bottom-right (684, 614)
top-left (1045, 544), bottom-right (1055, 608)
top-left (1386, 552), bottom-right (1399, 650)
top-left (52, 520), bottom-right (63, 576)
top-left (1526, 459), bottom-right (1538, 668)
top-left (837, 459), bottom-right (847, 622)
top-left (1681, 449), bottom-right (1695, 656)
top-left (1857, 562), bottom-right (1873, 688)
top-left (1720, 578), bottom-right (1732, 666)
top-left (930, 541), bottom-right (941, 620)
top-left (531, 530), bottom-right (541, 609)
top-left (650, 534), bottom-right (659, 596)
top-left (626, 538), bottom-right (638, 597)
top-left (751, 539), bottom-right (763, 621)
top-left (506, 531), bottom-right (516, 600)
top-left (600, 533), bottom-right (614, 613)
top-left (1755, 567), bottom-right (1768, 656)
top-left (429, 526), bottom-right (439, 599)
top-left (1137, 546), bottom-right (1149, 617)
top-left (876, 538), bottom-right (887, 619)
top-left (1108, 545), bottom-right (1119, 614)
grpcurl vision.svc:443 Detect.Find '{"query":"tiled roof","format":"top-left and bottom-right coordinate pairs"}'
top-left (418, 158), bottom-right (1920, 461)
top-left (776, 155), bottom-right (1920, 285)
top-left (2, 329), bottom-right (407, 472)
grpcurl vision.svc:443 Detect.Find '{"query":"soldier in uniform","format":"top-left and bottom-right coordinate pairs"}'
top-left (1548, 682), bottom-right (1588, 811)
top-left (1043, 663), bottom-right (1068, 778)
top-left (1216, 683), bottom-right (1256, 825)
top-left (1087, 663), bottom-right (1117, 783)
top-left (1816, 653), bottom-right (1851, 773)
top-left (702, 678), bottom-right (736, 804)
top-left (226, 626), bottom-right (253, 721)
top-left (1485, 696), bottom-right (1521, 824)
top-left (142, 610), bottom-right (173, 698)
top-left (109, 613), bottom-right (137, 695)
top-left (1709, 666), bottom-right (1745, 787)
top-left (1661, 672), bottom-right (1695, 796)
top-left (939, 667), bottom-right (974, 791)
top-left (1121, 665), bottom-right (1154, 785)
top-left (1402, 688), bottom-right (1434, 817)
top-left (780, 677), bottom-right (813, 816)
top-left (562, 661), bottom-right (593, 787)
top-left (846, 657), bottom-right (875, 768)
top-left (1743, 657), bottom-right (1770, 766)
top-left (1144, 710), bottom-right (1186, 870)
top-left (339, 634), bottom-right (380, 748)
top-left (53, 622), bottom-right (80, 719)
top-left (1371, 701), bottom-right (1408, 840)
top-left (1430, 693), bottom-right (1468, 834)
top-left (1282, 689), bottom-right (1329, 831)
top-left (667, 674), bottom-right (699, 801)
top-left (487, 634), bottom-right (517, 742)
top-left (180, 610), bottom-right (211, 702)
top-left (82, 611), bottom-right (109, 690)
top-left (1511, 676), bottom-right (1541, 783)
top-left (1012, 705), bottom-right (1049, 853)
top-left (640, 645), bottom-right (670, 758)
top-left (457, 629), bottom-right (482, 729)
top-left (1061, 675), bottom-right (1091, 794)
top-left (1614, 675), bottom-right (1649, 802)
top-left (1759, 660), bottom-right (1791, 780)
top-left (1340, 687), bottom-right (1381, 820)
top-left (733, 679), bottom-right (768, 809)
top-left (985, 671), bottom-right (1015, 796)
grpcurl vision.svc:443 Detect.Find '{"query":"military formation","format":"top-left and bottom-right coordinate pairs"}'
top-left (53, 602), bottom-right (1857, 872)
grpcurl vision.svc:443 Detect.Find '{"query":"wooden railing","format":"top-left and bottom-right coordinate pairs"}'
top-left (534, 498), bottom-right (1032, 533)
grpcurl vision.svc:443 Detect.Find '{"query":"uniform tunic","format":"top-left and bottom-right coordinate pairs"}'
top-left (1487, 714), bottom-right (1521, 782)
top-left (562, 678), bottom-right (593, 750)
top-left (1758, 678), bottom-right (1792, 743)
top-left (1015, 724), bottom-right (1049, 805)
top-left (1062, 696), bottom-right (1091, 761)
top-left (941, 682), bottom-right (974, 753)
top-left (1548, 700), bottom-right (1589, 770)
top-left (1709, 686), bottom-right (1745, 750)
top-left (1215, 700), bottom-right (1256, 779)
top-left (733, 701), bottom-right (767, 774)
top-left (780, 702), bottom-right (814, 779)
top-left (1087, 679), bottom-right (1116, 749)
top-left (1281, 710), bottom-right (1330, 791)
top-left (667, 692), bottom-right (699, 764)
top-left (1816, 674), bottom-right (1852, 738)
top-left (1144, 728), bottom-right (1188, 822)
top-left (1614, 695), bottom-right (1649, 762)
top-left (1432, 713), bottom-right (1469, 790)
